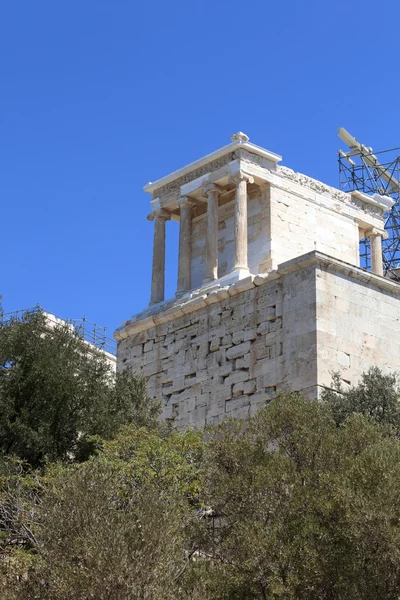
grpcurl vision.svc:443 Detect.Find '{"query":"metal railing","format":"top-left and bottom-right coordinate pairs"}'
top-left (0, 307), bottom-right (116, 355)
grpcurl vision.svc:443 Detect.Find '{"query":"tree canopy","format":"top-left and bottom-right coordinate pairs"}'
top-left (2, 390), bottom-right (400, 599)
top-left (194, 394), bottom-right (400, 599)
top-left (7, 426), bottom-right (203, 600)
top-left (0, 308), bottom-right (160, 467)
top-left (0, 308), bottom-right (399, 600)
top-left (322, 366), bottom-right (400, 429)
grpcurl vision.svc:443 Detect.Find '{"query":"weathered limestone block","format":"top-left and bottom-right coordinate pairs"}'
top-left (243, 328), bottom-right (257, 342)
top-left (225, 395), bottom-right (251, 412)
top-left (235, 354), bottom-right (251, 369)
top-left (244, 379), bottom-right (257, 395)
top-left (226, 342), bottom-right (251, 360)
top-left (219, 361), bottom-right (234, 377)
top-left (195, 393), bottom-right (209, 408)
top-left (232, 381), bottom-right (244, 396)
top-left (232, 330), bottom-right (244, 345)
top-left (209, 337), bottom-right (221, 352)
top-left (221, 333), bottom-right (232, 346)
top-left (224, 369), bottom-right (250, 387)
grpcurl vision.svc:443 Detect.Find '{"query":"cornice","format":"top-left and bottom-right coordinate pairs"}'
top-left (114, 251), bottom-right (400, 342)
top-left (351, 190), bottom-right (394, 211)
top-left (143, 140), bottom-right (282, 196)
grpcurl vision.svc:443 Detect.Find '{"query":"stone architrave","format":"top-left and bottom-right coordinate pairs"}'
top-left (230, 171), bottom-right (254, 273)
top-left (148, 209), bottom-right (171, 304)
top-left (366, 227), bottom-right (388, 276)
top-left (176, 197), bottom-right (196, 297)
top-left (203, 183), bottom-right (223, 283)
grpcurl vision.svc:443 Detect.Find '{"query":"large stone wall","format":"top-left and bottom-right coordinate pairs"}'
top-left (268, 182), bottom-right (360, 270)
top-left (117, 252), bottom-right (400, 429)
top-left (118, 257), bottom-right (319, 429)
top-left (316, 262), bottom-right (400, 387)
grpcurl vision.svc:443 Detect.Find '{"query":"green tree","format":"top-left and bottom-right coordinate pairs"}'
top-left (0, 458), bottom-right (43, 596)
top-left (322, 366), bottom-right (400, 428)
top-left (3, 372), bottom-right (400, 599)
top-left (195, 394), bottom-right (400, 599)
top-left (4, 426), bottom-right (203, 600)
top-left (0, 308), bottom-right (160, 468)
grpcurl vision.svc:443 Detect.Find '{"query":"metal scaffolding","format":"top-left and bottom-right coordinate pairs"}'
top-left (338, 128), bottom-right (400, 280)
top-left (0, 307), bottom-right (116, 355)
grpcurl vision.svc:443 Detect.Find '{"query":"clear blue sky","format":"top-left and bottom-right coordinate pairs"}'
top-left (1, 0), bottom-right (399, 338)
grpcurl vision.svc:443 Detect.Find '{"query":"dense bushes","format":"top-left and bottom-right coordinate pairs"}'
top-left (1, 310), bottom-right (400, 599)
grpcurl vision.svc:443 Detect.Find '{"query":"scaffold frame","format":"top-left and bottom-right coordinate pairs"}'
top-left (338, 130), bottom-right (400, 281)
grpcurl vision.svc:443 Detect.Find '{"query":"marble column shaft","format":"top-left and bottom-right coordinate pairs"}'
top-left (231, 171), bottom-right (254, 272)
top-left (204, 184), bottom-right (222, 282)
top-left (177, 197), bottom-right (195, 296)
top-left (149, 209), bottom-right (170, 304)
top-left (367, 228), bottom-right (385, 277)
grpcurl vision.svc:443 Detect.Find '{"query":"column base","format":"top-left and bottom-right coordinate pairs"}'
top-left (175, 290), bottom-right (188, 299)
top-left (259, 257), bottom-right (275, 274)
top-left (202, 270), bottom-right (250, 289)
top-left (230, 266), bottom-right (250, 276)
top-left (202, 277), bottom-right (217, 285)
top-left (220, 268), bottom-right (251, 286)
top-left (149, 299), bottom-right (163, 307)
top-left (186, 269), bottom-right (257, 301)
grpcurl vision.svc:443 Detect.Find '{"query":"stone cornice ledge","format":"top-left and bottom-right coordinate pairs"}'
top-left (277, 166), bottom-right (349, 203)
top-left (351, 190), bottom-right (394, 212)
top-left (278, 251), bottom-right (400, 296)
top-left (144, 141), bottom-right (282, 196)
top-left (114, 252), bottom-right (400, 341)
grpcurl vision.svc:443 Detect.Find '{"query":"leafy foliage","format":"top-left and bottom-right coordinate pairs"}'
top-left (1, 354), bottom-right (400, 598)
top-left (322, 366), bottom-right (400, 428)
top-left (0, 308), bottom-right (160, 467)
top-left (3, 426), bottom-right (203, 600)
top-left (194, 394), bottom-right (400, 599)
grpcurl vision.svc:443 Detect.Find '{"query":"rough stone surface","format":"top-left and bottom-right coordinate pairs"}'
top-left (117, 254), bottom-right (400, 429)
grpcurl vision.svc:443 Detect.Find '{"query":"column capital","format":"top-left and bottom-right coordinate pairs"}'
top-left (147, 209), bottom-right (171, 222)
top-left (178, 196), bottom-right (197, 208)
top-left (229, 170), bottom-right (254, 185)
top-left (365, 227), bottom-right (388, 240)
top-left (258, 181), bottom-right (270, 192)
top-left (202, 183), bottom-right (224, 197)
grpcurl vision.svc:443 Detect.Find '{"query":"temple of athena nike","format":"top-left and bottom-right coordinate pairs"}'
top-left (114, 132), bottom-right (400, 429)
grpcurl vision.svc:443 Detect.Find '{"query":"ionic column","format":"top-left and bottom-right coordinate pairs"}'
top-left (176, 197), bottom-right (196, 297)
top-left (231, 171), bottom-right (254, 273)
top-left (148, 209), bottom-right (171, 304)
top-left (366, 228), bottom-right (387, 276)
top-left (203, 184), bottom-right (223, 283)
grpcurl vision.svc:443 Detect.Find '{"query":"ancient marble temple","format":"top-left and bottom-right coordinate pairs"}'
top-left (114, 133), bottom-right (400, 429)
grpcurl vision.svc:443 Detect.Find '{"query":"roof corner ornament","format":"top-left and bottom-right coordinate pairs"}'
top-left (231, 131), bottom-right (249, 143)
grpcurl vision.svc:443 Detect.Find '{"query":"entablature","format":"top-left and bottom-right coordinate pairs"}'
top-left (148, 156), bottom-right (393, 234)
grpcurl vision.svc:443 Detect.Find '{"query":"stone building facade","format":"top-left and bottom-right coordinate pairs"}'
top-left (115, 133), bottom-right (400, 428)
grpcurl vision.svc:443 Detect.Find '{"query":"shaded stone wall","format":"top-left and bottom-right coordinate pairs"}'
top-left (316, 263), bottom-right (400, 387)
top-left (117, 253), bottom-right (400, 430)
top-left (268, 184), bottom-right (360, 270)
top-left (117, 262), bottom-right (319, 429)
